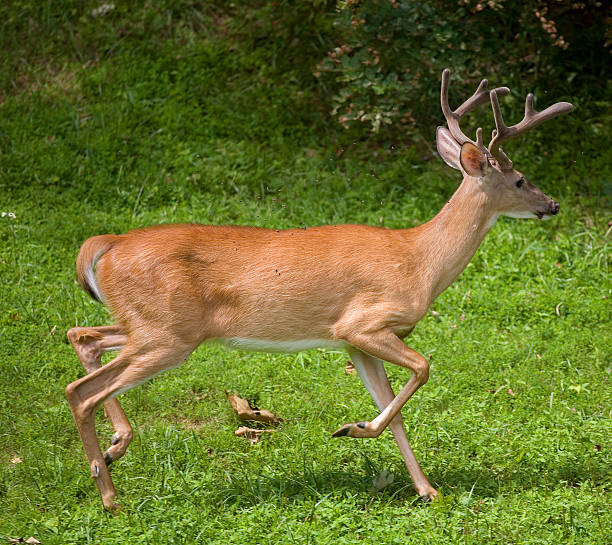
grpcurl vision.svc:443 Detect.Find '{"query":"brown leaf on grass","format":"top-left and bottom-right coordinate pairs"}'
top-left (345, 360), bottom-right (355, 375)
top-left (5, 538), bottom-right (41, 544)
top-left (235, 426), bottom-right (276, 444)
top-left (225, 391), bottom-right (281, 425)
top-left (10, 456), bottom-right (22, 465)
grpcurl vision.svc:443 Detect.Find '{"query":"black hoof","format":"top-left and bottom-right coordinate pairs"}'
top-left (332, 426), bottom-right (351, 437)
top-left (420, 494), bottom-right (432, 503)
top-left (103, 451), bottom-right (114, 467)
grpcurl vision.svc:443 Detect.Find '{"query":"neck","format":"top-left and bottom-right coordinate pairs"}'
top-left (415, 176), bottom-right (498, 302)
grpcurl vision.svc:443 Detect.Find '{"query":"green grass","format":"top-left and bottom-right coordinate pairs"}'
top-left (0, 2), bottom-right (610, 544)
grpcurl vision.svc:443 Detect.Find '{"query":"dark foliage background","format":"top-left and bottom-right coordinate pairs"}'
top-left (2, 0), bottom-right (610, 142)
top-left (314, 0), bottom-right (610, 136)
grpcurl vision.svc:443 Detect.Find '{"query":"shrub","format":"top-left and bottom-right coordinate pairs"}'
top-left (315, 0), bottom-right (611, 137)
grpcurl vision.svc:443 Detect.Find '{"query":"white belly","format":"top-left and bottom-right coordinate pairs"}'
top-left (212, 337), bottom-right (347, 353)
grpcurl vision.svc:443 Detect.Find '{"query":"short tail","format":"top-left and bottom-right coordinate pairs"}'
top-left (76, 234), bottom-right (120, 302)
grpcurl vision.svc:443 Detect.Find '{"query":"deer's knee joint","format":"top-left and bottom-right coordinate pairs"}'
top-left (66, 383), bottom-right (97, 422)
top-left (412, 357), bottom-right (429, 384)
top-left (65, 381), bottom-right (78, 401)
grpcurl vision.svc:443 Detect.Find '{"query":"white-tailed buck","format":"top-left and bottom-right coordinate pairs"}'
top-left (66, 69), bottom-right (573, 510)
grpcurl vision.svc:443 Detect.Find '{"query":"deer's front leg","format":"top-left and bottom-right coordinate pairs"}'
top-left (332, 329), bottom-right (429, 439)
top-left (345, 348), bottom-right (438, 500)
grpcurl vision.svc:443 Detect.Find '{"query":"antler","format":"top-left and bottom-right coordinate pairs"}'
top-left (489, 91), bottom-right (574, 170)
top-left (440, 68), bottom-right (509, 152)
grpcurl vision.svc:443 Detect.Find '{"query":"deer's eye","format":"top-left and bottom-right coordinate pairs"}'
top-left (515, 178), bottom-right (525, 188)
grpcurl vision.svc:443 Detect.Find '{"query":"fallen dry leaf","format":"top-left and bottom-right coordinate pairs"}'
top-left (5, 538), bottom-right (41, 544)
top-left (225, 392), bottom-right (281, 425)
top-left (235, 426), bottom-right (276, 444)
top-left (10, 456), bottom-right (22, 465)
top-left (345, 360), bottom-right (355, 375)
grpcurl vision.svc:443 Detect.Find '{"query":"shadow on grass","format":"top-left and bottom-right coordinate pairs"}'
top-left (202, 456), bottom-right (608, 508)
top-left (431, 460), bottom-right (607, 498)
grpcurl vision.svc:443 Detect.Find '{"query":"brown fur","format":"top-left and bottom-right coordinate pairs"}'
top-left (65, 79), bottom-right (568, 510)
top-left (67, 166), bottom-right (559, 510)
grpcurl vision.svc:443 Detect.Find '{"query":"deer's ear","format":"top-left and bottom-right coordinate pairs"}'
top-left (436, 127), bottom-right (461, 170)
top-left (459, 142), bottom-right (487, 177)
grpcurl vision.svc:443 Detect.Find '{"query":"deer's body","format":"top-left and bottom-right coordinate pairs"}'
top-left (88, 175), bottom-right (502, 346)
top-left (93, 223), bottom-right (425, 345)
top-left (65, 70), bottom-right (572, 510)
top-left (89, 198), bottom-right (476, 345)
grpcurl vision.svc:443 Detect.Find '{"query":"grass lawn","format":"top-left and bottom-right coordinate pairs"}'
top-left (0, 3), bottom-right (610, 544)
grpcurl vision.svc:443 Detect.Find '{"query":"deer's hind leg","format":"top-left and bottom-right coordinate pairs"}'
top-left (67, 325), bottom-right (132, 465)
top-left (65, 335), bottom-right (197, 510)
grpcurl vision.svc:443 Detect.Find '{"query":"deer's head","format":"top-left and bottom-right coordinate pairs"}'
top-left (436, 69), bottom-right (572, 220)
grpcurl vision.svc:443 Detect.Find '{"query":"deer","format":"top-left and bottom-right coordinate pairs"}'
top-left (65, 69), bottom-right (573, 510)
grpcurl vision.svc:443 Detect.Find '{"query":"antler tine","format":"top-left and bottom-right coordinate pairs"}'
top-left (476, 127), bottom-right (483, 148)
top-left (489, 90), bottom-right (574, 170)
top-left (455, 79), bottom-right (509, 117)
top-left (488, 90), bottom-right (514, 169)
top-left (440, 69), bottom-right (509, 151)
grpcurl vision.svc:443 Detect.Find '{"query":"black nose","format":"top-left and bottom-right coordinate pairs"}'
top-left (550, 201), bottom-right (560, 215)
